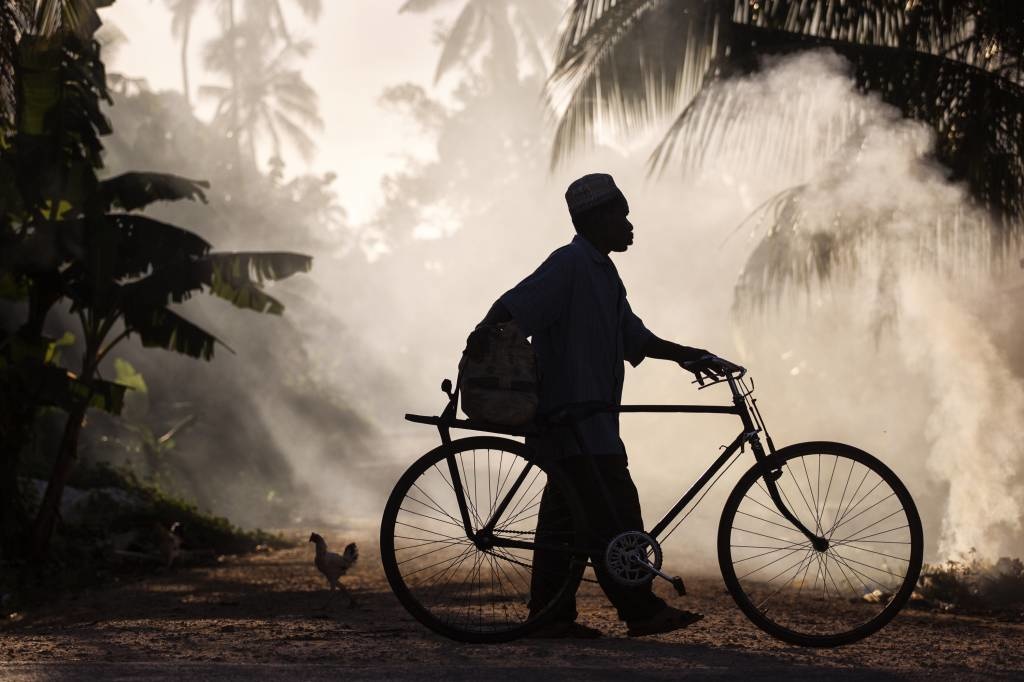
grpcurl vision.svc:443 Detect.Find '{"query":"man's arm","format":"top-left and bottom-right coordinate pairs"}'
top-left (642, 335), bottom-right (709, 366)
top-left (641, 334), bottom-right (743, 385)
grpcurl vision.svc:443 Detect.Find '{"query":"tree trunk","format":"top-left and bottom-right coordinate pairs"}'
top-left (0, 391), bottom-right (31, 559)
top-left (181, 23), bottom-right (191, 108)
top-left (1, 288), bottom-right (61, 559)
top-left (227, 0), bottom-right (243, 175)
top-left (29, 403), bottom-right (86, 559)
top-left (29, 334), bottom-right (96, 560)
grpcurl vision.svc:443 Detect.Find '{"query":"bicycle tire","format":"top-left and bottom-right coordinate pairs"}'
top-left (380, 436), bottom-right (587, 643)
top-left (718, 441), bottom-right (923, 647)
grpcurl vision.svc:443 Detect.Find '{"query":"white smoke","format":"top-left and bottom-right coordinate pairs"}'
top-left (899, 276), bottom-right (1024, 557)
top-left (678, 50), bottom-right (1023, 561)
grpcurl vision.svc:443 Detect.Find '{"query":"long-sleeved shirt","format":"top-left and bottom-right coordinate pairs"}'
top-left (500, 234), bottom-right (652, 455)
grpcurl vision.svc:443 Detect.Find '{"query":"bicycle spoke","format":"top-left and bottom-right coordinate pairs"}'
top-left (737, 545), bottom-right (811, 581)
top-left (835, 524), bottom-right (910, 545)
top-left (733, 542), bottom-right (811, 565)
top-left (746, 490), bottom-right (792, 522)
top-left (396, 538), bottom-right (471, 565)
top-left (736, 509), bottom-right (807, 535)
top-left (399, 506), bottom-right (465, 529)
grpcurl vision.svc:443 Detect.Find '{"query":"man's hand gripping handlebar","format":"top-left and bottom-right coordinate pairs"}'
top-left (681, 354), bottom-right (745, 387)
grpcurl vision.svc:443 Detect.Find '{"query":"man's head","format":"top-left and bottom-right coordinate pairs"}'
top-left (565, 173), bottom-right (633, 254)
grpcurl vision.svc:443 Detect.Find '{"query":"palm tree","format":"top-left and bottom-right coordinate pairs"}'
top-left (548, 1), bottom-right (1024, 302)
top-left (247, 0), bottom-right (321, 46)
top-left (163, 0), bottom-right (322, 110)
top-left (165, 0), bottom-right (201, 107)
top-left (200, 22), bottom-right (323, 164)
top-left (400, 0), bottom-right (561, 83)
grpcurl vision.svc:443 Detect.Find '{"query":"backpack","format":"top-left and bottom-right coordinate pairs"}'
top-left (457, 321), bottom-right (538, 426)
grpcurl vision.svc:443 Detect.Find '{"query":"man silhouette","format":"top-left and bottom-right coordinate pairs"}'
top-left (476, 173), bottom-right (740, 638)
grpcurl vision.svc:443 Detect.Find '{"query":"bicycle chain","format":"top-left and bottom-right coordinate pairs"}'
top-left (485, 536), bottom-right (599, 584)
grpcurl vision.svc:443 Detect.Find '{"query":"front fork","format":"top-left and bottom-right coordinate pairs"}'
top-left (750, 435), bottom-right (830, 552)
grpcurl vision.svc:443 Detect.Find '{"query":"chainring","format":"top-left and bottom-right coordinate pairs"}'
top-left (604, 531), bottom-right (663, 586)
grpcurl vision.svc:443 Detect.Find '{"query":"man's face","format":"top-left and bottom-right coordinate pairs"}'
top-left (595, 200), bottom-right (634, 253)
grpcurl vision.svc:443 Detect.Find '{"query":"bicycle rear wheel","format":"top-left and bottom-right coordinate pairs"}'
top-left (718, 441), bottom-right (923, 647)
top-left (380, 436), bottom-right (587, 643)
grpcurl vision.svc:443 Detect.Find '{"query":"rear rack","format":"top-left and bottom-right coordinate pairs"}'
top-left (404, 413), bottom-right (539, 438)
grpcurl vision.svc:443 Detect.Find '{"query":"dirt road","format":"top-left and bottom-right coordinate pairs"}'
top-left (2, 531), bottom-right (1022, 681)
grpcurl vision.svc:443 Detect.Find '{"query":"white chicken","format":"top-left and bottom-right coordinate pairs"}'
top-left (309, 532), bottom-right (358, 607)
top-left (157, 521), bottom-right (184, 569)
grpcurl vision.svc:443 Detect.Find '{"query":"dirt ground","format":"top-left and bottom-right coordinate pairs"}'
top-left (2, 531), bottom-right (1023, 681)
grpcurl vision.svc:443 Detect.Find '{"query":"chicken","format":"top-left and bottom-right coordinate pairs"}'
top-left (309, 532), bottom-right (358, 607)
top-left (157, 522), bottom-right (184, 569)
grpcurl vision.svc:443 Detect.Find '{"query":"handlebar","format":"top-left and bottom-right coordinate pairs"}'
top-left (680, 355), bottom-right (747, 390)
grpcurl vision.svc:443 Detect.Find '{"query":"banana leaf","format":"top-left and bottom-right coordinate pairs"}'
top-left (0, 360), bottom-right (127, 414)
top-left (99, 172), bottom-right (209, 212)
top-left (121, 303), bottom-right (227, 360)
top-left (118, 251), bottom-right (312, 313)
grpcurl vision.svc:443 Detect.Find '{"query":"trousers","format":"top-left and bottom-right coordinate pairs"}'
top-left (527, 446), bottom-right (666, 623)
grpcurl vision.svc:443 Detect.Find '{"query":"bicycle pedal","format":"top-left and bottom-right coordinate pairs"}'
top-left (670, 576), bottom-right (686, 596)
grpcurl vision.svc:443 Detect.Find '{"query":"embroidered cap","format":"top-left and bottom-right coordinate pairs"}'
top-left (565, 173), bottom-right (625, 214)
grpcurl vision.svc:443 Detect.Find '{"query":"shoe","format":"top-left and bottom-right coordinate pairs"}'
top-left (626, 606), bottom-right (704, 637)
top-left (527, 621), bottom-right (603, 639)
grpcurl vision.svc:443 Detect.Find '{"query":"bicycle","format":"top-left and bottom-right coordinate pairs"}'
top-left (381, 367), bottom-right (923, 647)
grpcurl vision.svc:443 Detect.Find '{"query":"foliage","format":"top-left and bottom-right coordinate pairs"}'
top-left (0, 0), bottom-right (312, 559)
top-left (918, 551), bottom-right (1024, 617)
top-left (0, 459), bottom-right (288, 618)
top-left (165, 0), bottom-right (324, 168)
top-left (86, 71), bottom-right (376, 527)
top-left (400, 0), bottom-right (560, 84)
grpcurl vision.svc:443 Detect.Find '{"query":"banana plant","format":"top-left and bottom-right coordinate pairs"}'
top-left (0, 0), bottom-right (313, 558)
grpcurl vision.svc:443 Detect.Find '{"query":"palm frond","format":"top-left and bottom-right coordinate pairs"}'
top-left (290, 0), bottom-right (322, 20)
top-left (741, 0), bottom-right (1023, 82)
top-left (165, 0), bottom-right (201, 39)
top-left (33, 0), bottom-right (107, 38)
top-left (272, 110), bottom-right (316, 161)
top-left (508, 2), bottom-right (550, 75)
top-left (702, 24), bottom-right (1024, 225)
top-left (485, 2), bottom-right (519, 79)
top-left (434, 0), bottom-right (485, 83)
top-left (648, 50), bottom-right (869, 179)
top-left (547, 0), bottom-right (720, 168)
top-left (1, 0), bottom-right (32, 125)
top-left (399, 0), bottom-right (455, 13)
top-left (732, 179), bottom-right (997, 312)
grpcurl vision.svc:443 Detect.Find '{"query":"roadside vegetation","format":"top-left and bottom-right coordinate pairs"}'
top-left (0, 0), bottom-right (324, 612)
top-left (916, 552), bottom-right (1024, 619)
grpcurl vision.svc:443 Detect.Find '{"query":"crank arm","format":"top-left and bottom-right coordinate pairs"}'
top-left (638, 559), bottom-right (687, 596)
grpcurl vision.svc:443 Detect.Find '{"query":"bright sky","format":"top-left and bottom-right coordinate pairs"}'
top-left (103, 0), bottom-right (447, 223)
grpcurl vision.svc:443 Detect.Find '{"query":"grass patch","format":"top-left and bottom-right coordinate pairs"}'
top-left (1, 461), bottom-right (291, 618)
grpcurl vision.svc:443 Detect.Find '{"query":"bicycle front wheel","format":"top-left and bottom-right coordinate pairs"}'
top-left (380, 436), bottom-right (586, 643)
top-left (718, 441), bottom-right (923, 647)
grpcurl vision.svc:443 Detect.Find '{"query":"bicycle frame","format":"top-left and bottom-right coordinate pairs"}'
top-left (404, 373), bottom-right (828, 558)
